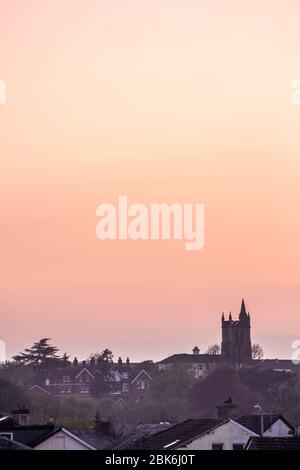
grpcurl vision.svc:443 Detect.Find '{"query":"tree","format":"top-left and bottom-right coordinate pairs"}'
top-left (0, 378), bottom-right (25, 413)
top-left (89, 349), bottom-right (113, 398)
top-left (252, 343), bottom-right (264, 360)
top-left (13, 338), bottom-right (60, 367)
top-left (94, 411), bottom-right (116, 438)
top-left (148, 365), bottom-right (195, 402)
top-left (241, 367), bottom-right (297, 415)
top-left (206, 344), bottom-right (221, 355)
top-left (90, 373), bottom-right (107, 398)
top-left (91, 349), bottom-right (114, 375)
top-left (188, 367), bottom-right (264, 417)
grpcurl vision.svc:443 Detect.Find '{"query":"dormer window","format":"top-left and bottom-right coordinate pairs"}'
top-left (122, 372), bottom-right (128, 379)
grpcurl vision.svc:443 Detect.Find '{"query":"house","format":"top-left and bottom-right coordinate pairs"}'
top-left (27, 358), bottom-right (154, 400)
top-left (236, 414), bottom-right (294, 437)
top-left (158, 351), bottom-right (224, 378)
top-left (179, 415), bottom-right (294, 450)
top-left (43, 367), bottom-right (95, 396)
top-left (121, 399), bottom-right (295, 450)
top-left (0, 409), bottom-right (111, 450)
top-left (33, 427), bottom-right (109, 450)
top-left (108, 358), bottom-right (132, 397)
top-left (124, 415), bottom-right (259, 450)
top-left (245, 436), bottom-right (300, 450)
top-left (128, 418), bottom-right (222, 450)
top-left (177, 419), bottom-right (259, 450)
top-left (130, 369), bottom-right (152, 402)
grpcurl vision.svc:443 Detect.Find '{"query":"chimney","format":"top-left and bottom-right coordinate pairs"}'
top-left (216, 398), bottom-right (237, 420)
top-left (118, 357), bottom-right (123, 365)
top-left (126, 357), bottom-right (130, 365)
top-left (193, 346), bottom-right (200, 356)
top-left (12, 406), bottom-right (30, 426)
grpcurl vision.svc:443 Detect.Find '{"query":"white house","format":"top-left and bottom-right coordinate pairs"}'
top-left (236, 415), bottom-right (294, 437)
top-left (34, 428), bottom-right (97, 450)
top-left (127, 413), bottom-right (295, 450)
top-left (177, 419), bottom-right (259, 450)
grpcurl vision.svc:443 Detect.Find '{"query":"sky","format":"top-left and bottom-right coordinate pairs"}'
top-left (1, 0), bottom-right (300, 362)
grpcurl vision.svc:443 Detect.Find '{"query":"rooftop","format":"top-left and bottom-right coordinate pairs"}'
top-left (129, 418), bottom-right (221, 450)
top-left (237, 415), bottom-right (294, 435)
top-left (246, 437), bottom-right (300, 450)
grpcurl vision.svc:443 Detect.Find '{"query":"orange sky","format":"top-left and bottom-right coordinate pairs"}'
top-left (1, 0), bottom-right (300, 361)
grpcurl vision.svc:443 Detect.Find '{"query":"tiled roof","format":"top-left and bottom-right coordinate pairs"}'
top-left (237, 415), bottom-right (294, 435)
top-left (108, 424), bottom-right (172, 450)
top-left (13, 425), bottom-right (59, 448)
top-left (246, 437), bottom-right (300, 450)
top-left (129, 419), bottom-right (221, 450)
top-left (0, 437), bottom-right (31, 450)
top-left (0, 421), bottom-right (58, 447)
top-left (71, 430), bottom-right (112, 450)
top-left (45, 367), bottom-right (89, 381)
top-left (0, 417), bottom-right (14, 429)
top-left (158, 354), bottom-right (224, 364)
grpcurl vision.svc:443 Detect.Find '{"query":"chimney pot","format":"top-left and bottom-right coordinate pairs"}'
top-left (216, 398), bottom-right (237, 420)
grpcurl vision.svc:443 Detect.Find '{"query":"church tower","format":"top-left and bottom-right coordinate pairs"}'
top-left (221, 299), bottom-right (252, 364)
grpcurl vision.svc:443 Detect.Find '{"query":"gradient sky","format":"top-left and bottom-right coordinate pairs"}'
top-left (1, 0), bottom-right (300, 362)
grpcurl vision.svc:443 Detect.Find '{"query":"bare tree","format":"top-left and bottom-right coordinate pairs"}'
top-left (252, 343), bottom-right (264, 360)
top-left (206, 344), bottom-right (221, 355)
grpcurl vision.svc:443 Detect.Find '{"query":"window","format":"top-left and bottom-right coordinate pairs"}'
top-left (63, 376), bottom-right (70, 383)
top-left (233, 444), bottom-right (244, 450)
top-left (122, 372), bottom-right (128, 379)
top-left (212, 443), bottom-right (224, 450)
top-left (122, 383), bottom-right (129, 393)
top-left (45, 379), bottom-right (50, 386)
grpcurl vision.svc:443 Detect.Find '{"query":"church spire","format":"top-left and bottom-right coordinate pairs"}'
top-left (239, 298), bottom-right (247, 318)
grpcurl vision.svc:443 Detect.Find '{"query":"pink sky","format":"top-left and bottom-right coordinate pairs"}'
top-left (1, 0), bottom-right (300, 361)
